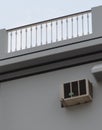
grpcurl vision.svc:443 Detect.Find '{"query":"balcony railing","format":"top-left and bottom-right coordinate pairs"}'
top-left (7, 10), bottom-right (92, 53)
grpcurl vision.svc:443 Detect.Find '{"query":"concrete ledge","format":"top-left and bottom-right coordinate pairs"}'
top-left (0, 34), bottom-right (101, 81)
top-left (0, 34), bottom-right (102, 68)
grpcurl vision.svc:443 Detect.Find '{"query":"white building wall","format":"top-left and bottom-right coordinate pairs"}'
top-left (0, 61), bottom-right (102, 130)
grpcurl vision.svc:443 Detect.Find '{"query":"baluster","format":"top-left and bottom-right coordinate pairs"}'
top-left (20, 30), bottom-right (22, 50)
top-left (51, 21), bottom-right (53, 43)
top-left (76, 16), bottom-right (79, 37)
top-left (35, 26), bottom-right (37, 46)
top-left (66, 18), bottom-right (68, 39)
top-left (46, 23), bottom-right (48, 44)
top-left (56, 20), bottom-right (58, 42)
top-left (71, 17), bottom-right (73, 38)
top-left (25, 28), bottom-right (27, 49)
top-left (82, 14), bottom-right (84, 35)
top-left (30, 27), bottom-right (32, 48)
top-left (41, 24), bottom-right (42, 45)
top-left (10, 32), bottom-right (12, 52)
top-left (15, 31), bottom-right (17, 51)
top-left (61, 19), bottom-right (63, 40)
top-left (87, 13), bottom-right (89, 34)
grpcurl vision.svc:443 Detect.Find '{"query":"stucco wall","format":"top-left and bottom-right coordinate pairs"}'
top-left (0, 61), bottom-right (102, 130)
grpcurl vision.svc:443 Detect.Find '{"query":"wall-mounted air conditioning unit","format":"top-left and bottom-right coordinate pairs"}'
top-left (60, 79), bottom-right (93, 107)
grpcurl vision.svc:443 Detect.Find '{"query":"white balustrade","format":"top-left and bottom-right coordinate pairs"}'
top-left (7, 10), bottom-right (92, 53)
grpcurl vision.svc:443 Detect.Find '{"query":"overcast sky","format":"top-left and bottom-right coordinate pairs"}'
top-left (1, 0), bottom-right (102, 29)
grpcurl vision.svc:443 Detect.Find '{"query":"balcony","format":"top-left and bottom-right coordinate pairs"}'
top-left (0, 5), bottom-right (102, 81)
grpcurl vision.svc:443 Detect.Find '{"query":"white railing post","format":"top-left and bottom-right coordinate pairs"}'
top-left (92, 5), bottom-right (102, 37)
top-left (0, 29), bottom-right (8, 58)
